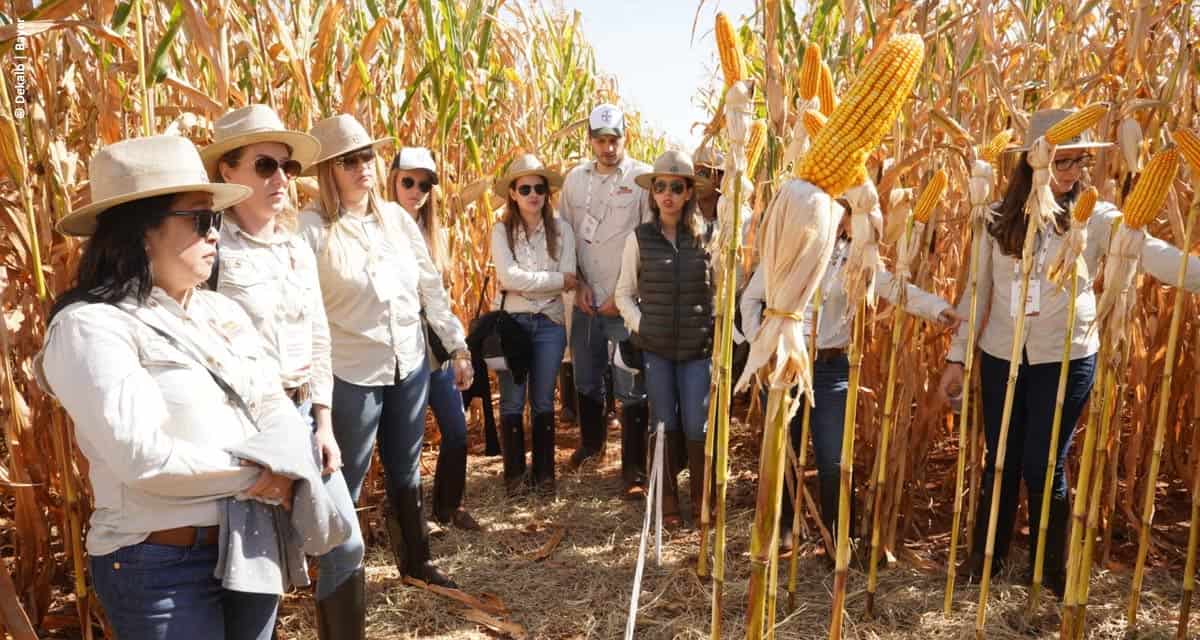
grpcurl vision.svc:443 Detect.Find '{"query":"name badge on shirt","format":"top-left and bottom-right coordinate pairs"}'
top-left (579, 214), bottom-right (599, 243)
top-left (1011, 279), bottom-right (1041, 317)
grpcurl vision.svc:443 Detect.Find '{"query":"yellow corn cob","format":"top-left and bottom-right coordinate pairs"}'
top-left (799, 43), bottom-right (821, 101)
top-left (913, 169), bottom-right (948, 223)
top-left (796, 34), bottom-right (925, 198)
top-left (803, 109), bottom-right (827, 136)
top-left (1044, 102), bottom-right (1108, 146)
top-left (818, 62), bottom-right (838, 116)
top-left (1173, 128), bottom-right (1200, 173)
top-left (715, 13), bottom-right (745, 88)
top-left (1073, 186), bottom-right (1099, 223)
top-left (980, 129), bottom-right (1014, 163)
top-left (1123, 148), bottom-right (1180, 229)
top-left (746, 119), bottom-right (769, 177)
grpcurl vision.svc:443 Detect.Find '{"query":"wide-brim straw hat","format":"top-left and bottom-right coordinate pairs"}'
top-left (199, 105), bottom-right (321, 180)
top-left (634, 150), bottom-right (713, 192)
top-left (493, 154), bottom-right (564, 197)
top-left (303, 114), bottom-right (393, 175)
top-left (59, 135), bottom-right (252, 237)
top-left (1008, 108), bottom-right (1114, 153)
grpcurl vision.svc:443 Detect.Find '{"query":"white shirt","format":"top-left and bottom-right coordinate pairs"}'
top-left (216, 219), bottom-right (333, 407)
top-left (740, 239), bottom-right (952, 348)
top-left (36, 289), bottom-right (299, 556)
top-left (297, 202), bottom-right (467, 386)
top-left (490, 217), bottom-right (577, 324)
top-left (947, 201), bottom-right (1200, 365)
top-left (559, 157), bottom-right (652, 304)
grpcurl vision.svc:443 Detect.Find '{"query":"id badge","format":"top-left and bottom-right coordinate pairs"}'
top-left (579, 214), bottom-right (599, 243)
top-left (1010, 279), bottom-right (1041, 317)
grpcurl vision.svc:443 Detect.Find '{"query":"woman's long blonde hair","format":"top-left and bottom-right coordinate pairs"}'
top-left (311, 152), bottom-right (395, 271)
top-left (387, 166), bottom-right (448, 272)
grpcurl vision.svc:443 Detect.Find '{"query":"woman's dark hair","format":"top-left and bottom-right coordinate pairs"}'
top-left (503, 175), bottom-right (560, 261)
top-left (49, 194), bottom-right (175, 319)
top-left (988, 152), bottom-right (1079, 257)
top-left (648, 177), bottom-right (704, 240)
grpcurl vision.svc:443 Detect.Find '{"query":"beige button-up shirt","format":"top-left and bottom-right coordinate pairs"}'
top-left (216, 220), bottom-right (333, 407)
top-left (36, 289), bottom-right (298, 556)
top-left (948, 201), bottom-right (1200, 365)
top-left (297, 202), bottom-right (467, 386)
top-left (740, 239), bottom-right (952, 348)
top-left (491, 217), bottom-right (577, 324)
top-left (560, 156), bottom-right (652, 305)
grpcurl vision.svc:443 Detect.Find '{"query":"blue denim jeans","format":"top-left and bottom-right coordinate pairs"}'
top-left (296, 400), bottom-right (365, 601)
top-left (499, 313), bottom-right (568, 417)
top-left (642, 352), bottom-right (711, 442)
top-left (789, 355), bottom-right (851, 489)
top-left (570, 308), bottom-right (646, 405)
top-left (90, 542), bottom-right (278, 640)
top-left (429, 365), bottom-right (467, 449)
top-left (322, 360), bottom-right (430, 592)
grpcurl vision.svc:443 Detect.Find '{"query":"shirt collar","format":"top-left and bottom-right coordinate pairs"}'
top-left (589, 156), bottom-right (630, 178)
top-left (223, 218), bottom-right (288, 246)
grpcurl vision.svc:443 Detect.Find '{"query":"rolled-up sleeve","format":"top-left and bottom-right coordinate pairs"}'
top-left (399, 212), bottom-right (468, 354)
top-left (877, 269), bottom-right (951, 323)
top-left (40, 310), bottom-right (257, 497)
top-left (614, 232), bottom-right (642, 333)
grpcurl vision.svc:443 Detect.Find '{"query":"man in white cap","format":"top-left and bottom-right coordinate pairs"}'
top-left (559, 103), bottom-right (653, 497)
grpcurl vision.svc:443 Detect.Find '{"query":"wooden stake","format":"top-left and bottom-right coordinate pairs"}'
top-left (746, 389), bottom-right (794, 638)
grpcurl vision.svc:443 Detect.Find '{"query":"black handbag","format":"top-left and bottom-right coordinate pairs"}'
top-left (468, 293), bottom-right (531, 373)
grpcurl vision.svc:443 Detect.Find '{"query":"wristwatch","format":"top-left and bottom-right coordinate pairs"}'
top-left (451, 348), bottom-right (472, 362)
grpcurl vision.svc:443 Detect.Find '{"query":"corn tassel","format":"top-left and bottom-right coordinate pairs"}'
top-left (1118, 117), bottom-right (1143, 173)
top-left (913, 169), bottom-right (948, 224)
top-left (746, 119), bottom-right (768, 178)
top-left (796, 34), bottom-right (925, 198)
top-left (1044, 102), bottom-right (1108, 146)
top-left (979, 129), bottom-right (1013, 164)
top-left (715, 13), bottom-right (745, 88)
top-left (817, 62), bottom-right (837, 116)
top-left (1123, 148), bottom-right (1180, 229)
top-left (798, 42), bottom-right (821, 101)
top-left (802, 109), bottom-right (827, 138)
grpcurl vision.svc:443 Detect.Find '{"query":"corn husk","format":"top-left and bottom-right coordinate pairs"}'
top-left (842, 180), bottom-right (885, 313)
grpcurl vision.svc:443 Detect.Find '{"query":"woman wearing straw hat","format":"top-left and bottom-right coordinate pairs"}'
top-left (489, 154), bottom-right (576, 496)
top-left (614, 149), bottom-right (714, 527)
top-left (201, 105), bottom-right (367, 638)
top-left (297, 114), bottom-right (471, 589)
top-left (386, 146), bottom-right (480, 529)
top-left (36, 135), bottom-right (314, 639)
top-left (937, 109), bottom-right (1200, 595)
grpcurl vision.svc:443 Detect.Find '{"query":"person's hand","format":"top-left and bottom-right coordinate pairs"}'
top-left (938, 362), bottom-right (965, 406)
top-left (452, 355), bottom-right (474, 391)
top-left (562, 273), bottom-right (578, 292)
top-left (245, 467), bottom-right (296, 510)
top-left (313, 420), bottom-right (342, 476)
top-left (575, 281), bottom-right (595, 314)
top-left (936, 308), bottom-right (964, 331)
top-left (597, 297), bottom-right (620, 317)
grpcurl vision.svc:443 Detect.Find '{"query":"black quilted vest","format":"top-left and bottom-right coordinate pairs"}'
top-left (634, 222), bottom-right (714, 361)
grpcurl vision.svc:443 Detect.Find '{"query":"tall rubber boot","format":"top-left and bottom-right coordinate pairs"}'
top-left (559, 363), bottom-right (578, 424)
top-left (501, 413), bottom-right (527, 496)
top-left (315, 568), bottom-right (365, 640)
top-left (568, 395), bottom-right (605, 470)
top-left (620, 402), bottom-right (648, 498)
top-left (432, 444), bottom-right (479, 530)
top-left (531, 411), bottom-right (557, 496)
top-left (391, 485), bottom-right (456, 588)
top-left (686, 439), bottom-right (711, 525)
top-left (648, 430), bottom-right (682, 526)
top-left (1027, 491), bottom-right (1071, 599)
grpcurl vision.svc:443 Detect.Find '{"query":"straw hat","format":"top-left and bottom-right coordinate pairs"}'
top-left (634, 150), bottom-right (712, 192)
top-left (492, 154), bottom-right (564, 197)
top-left (199, 105), bottom-right (321, 179)
top-left (693, 145), bottom-right (725, 170)
top-left (59, 135), bottom-right (252, 237)
top-left (391, 147), bottom-right (440, 184)
top-left (303, 114), bottom-right (393, 175)
top-left (1009, 108), bottom-right (1114, 153)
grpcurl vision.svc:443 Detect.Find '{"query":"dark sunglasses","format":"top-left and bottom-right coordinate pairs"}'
top-left (335, 149), bottom-right (375, 170)
top-left (1053, 154), bottom-right (1094, 172)
top-left (399, 176), bottom-right (433, 193)
top-left (516, 183), bottom-right (549, 196)
top-left (162, 209), bottom-right (222, 236)
top-left (252, 156), bottom-right (302, 179)
top-left (696, 166), bottom-right (723, 181)
top-left (653, 179), bottom-right (688, 195)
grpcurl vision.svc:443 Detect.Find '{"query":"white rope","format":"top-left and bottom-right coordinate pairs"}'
top-left (625, 422), bottom-right (666, 640)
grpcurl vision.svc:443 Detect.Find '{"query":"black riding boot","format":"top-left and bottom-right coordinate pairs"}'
top-left (391, 485), bottom-right (457, 588)
top-left (620, 401), bottom-right (648, 496)
top-left (315, 568), bottom-right (365, 640)
top-left (531, 411), bottom-right (557, 495)
top-left (432, 444), bottom-right (479, 530)
top-left (569, 395), bottom-right (606, 470)
top-left (1027, 491), bottom-right (1070, 598)
top-left (501, 413), bottom-right (527, 496)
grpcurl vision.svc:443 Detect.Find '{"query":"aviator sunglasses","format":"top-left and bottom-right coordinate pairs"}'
top-left (251, 156), bottom-right (302, 179)
top-left (335, 148), bottom-right (376, 170)
top-left (653, 179), bottom-right (688, 195)
top-left (161, 209), bottom-right (222, 236)
top-left (515, 183), bottom-right (549, 196)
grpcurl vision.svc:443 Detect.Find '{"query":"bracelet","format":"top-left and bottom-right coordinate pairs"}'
top-left (452, 349), bottom-right (472, 362)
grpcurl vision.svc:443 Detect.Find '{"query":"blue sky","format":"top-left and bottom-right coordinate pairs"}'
top-left (561, 0), bottom-right (758, 152)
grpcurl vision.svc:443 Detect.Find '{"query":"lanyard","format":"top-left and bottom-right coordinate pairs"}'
top-left (583, 163), bottom-right (622, 227)
top-left (1011, 232), bottom-right (1049, 277)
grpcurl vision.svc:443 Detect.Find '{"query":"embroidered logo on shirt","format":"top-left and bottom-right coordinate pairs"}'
top-left (616, 186), bottom-right (633, 195)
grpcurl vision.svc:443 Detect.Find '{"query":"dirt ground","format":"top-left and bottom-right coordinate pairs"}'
top-left (276, 409), bottom-right (1200, 640)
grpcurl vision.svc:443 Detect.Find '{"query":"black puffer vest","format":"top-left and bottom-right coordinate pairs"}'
top-left (634, 222), bottom-right (714, 361)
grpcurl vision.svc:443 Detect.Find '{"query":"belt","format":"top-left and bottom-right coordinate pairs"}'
top-left (145, 525), bottom-right (219, 547)
top-left (815, 347), bottom-right (846, 363)
top-left (284, 383), bottom-right (311, 404)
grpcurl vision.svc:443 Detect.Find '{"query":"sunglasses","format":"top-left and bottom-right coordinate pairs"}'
top-left (399, 176), bottom-right (433, 193)
top-left (653, 179), bottom-right (688, 195)
top-left (696, 166), bottom-right (723, 181)
top-left (515, 183), bottom-right (549, 196)
top-left (1053, 154), bottom-right (1094, 172)
top-left (335, 149), bottom-right (375, 170)
top-left (162, 209), bottom-right (222, 236)
top-left (251, 156), bottom-right (302, 179)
